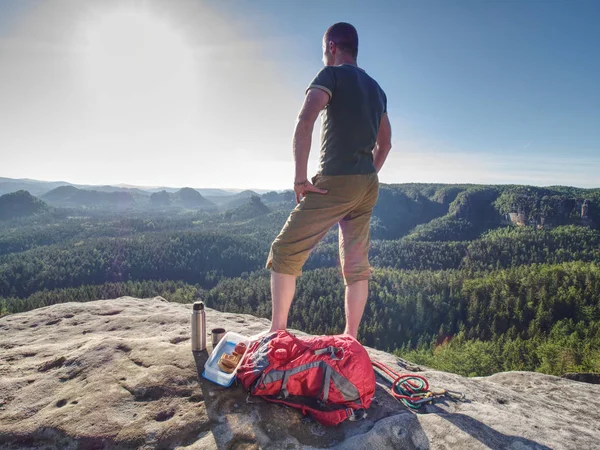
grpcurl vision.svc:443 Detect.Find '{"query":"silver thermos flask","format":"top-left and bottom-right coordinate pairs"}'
top-left (191, 301), bottom-right (206, 351)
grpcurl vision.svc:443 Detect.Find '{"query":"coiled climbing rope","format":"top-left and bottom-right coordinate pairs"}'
top-left (372, 360), bottom-right (464, 409)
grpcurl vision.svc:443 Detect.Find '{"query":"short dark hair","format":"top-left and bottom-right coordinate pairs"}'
top-left (324, 22), bottom-right (358, 59)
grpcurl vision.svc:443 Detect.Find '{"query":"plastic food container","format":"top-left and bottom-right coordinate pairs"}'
top-left (202, 331), bottom-right (249, 387)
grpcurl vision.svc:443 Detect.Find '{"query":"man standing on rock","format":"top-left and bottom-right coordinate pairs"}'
top-left (265, 22), bottom-right (392, 340)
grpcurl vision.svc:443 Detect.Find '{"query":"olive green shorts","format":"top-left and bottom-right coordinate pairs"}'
top-left (266, 172), bottom-right (379, 286)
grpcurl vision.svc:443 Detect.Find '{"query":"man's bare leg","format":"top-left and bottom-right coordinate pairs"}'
top-left (343, 279), bottom-right (369, 339)
top-left (269, 271), bottom-right (297, 332)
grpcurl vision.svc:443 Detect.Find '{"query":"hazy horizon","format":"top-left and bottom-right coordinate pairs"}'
top-left (1, 0), bottom-right (599, 189)
top-left (2, 173), bottom-right (598, 193)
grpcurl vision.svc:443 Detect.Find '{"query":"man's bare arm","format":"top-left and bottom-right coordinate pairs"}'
top-left (293, 88), bottom-right (330, 183)
top-left (373, 113), bottom-right (392, 173)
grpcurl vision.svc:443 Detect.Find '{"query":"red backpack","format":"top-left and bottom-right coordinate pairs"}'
top-left (236, 330), bottom-right (376, 426)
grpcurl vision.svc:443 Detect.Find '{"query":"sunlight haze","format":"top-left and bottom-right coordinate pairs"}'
top-left (1, 0), bottom-right (599, 189)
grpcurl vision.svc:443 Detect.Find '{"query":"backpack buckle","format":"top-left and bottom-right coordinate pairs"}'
top-left (331, 347), bottom-right (344, 361)
top-left (254, 372), bottom-right (267, 391)
top-left (349, 408), bottom-right (367, 421)
top-left (314, 346), bottom-right (345, 361)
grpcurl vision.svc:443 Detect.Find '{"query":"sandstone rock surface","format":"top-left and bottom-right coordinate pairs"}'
top-left (1, 297), bottom-right (599, 449)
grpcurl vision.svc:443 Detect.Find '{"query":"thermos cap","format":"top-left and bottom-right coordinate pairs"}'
top-left (193, 301), bottom-right (204, 311)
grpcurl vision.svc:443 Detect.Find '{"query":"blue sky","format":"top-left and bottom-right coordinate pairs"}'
top-left (237, 0), bottom-right (600, 151)
top-left (1, 0), bottom-right (598, 189)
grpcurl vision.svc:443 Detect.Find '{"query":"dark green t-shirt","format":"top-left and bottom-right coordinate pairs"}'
top-left (307, 64), bottom-right (387, 176)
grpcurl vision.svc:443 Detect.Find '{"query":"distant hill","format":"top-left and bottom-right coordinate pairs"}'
top-left (39, 185), bottom-right (217, 211)
top-left (75, 185), bottom-right (150, 196)
top-left (261, 190), bottom-right (295, 207)
top-left (225, 195), bottom-right (270, 221)
top-left (0, 178), bottom-right (150, 198)
top-left (0, 190), bottom-right (48, 220)
top-left (196, 188), bottom-right (240, 197)
top-left (42, 186), bottom-right (139, 210)
top-left (150, 188), bottom-right (217, 210)
top-left (206, 190), bottom-right (259, 210)
top-left (174, 188), bottom-right (216, 209)
top-left (0, 177), bottom-right (73, 197)
top-left (0, 177), bottom-right (266, 199)
top-left (3, 177), bottom-right (598, 233)
top-left (373, 184), bottom-right (599, 242)
top-left (143, 187), bottom-right (183, 194)
top-left (41, 185), bottom-right (79, 203)
top-left (150, 190), bottom-right (172, 207)
top-left (368, 185), bottom-right (452, 239)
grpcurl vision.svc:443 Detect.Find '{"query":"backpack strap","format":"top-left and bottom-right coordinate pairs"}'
top-left (314, 346), bottom-right (345, 361)
top-left (280, 369), bottom-right (292, 399)
top-left (320, 363), bottom-right (333, 405)
top-left (259, 361), bottom-right (322, 399)
top-left (263, 396), bottom-right (360, 426)
top-left (282, 361), bottom-right (331, 401)
top-left (268, 360), bottom-right (339, 406)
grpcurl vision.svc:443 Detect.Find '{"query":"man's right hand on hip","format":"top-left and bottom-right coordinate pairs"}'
top-left (294, 179), bottom-right (328, 204)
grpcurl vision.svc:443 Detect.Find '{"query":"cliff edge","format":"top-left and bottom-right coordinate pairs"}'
top-left (1, 297), bottom-right (599, 449)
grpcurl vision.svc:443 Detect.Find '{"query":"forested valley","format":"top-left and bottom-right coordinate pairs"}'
top-left (1, 181), bottom-right (599, 377)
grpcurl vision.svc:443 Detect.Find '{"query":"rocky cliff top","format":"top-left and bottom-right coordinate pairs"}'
top-left (1, 297), bottom-right (599, 449)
